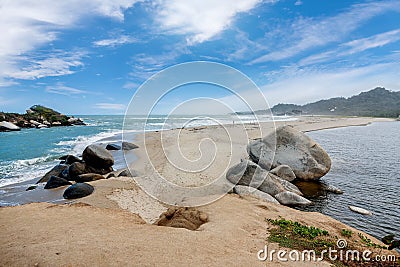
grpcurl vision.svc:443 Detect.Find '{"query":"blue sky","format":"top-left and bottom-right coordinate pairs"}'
top-left (1, 0), bottom-right (400, 114)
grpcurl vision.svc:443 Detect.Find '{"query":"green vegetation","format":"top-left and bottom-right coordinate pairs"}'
top-left (358, 233), bottom-right (386, 249)
top-left (266, 218), bottom-right (332, 252)
top-left (341, 229), bottom-right (353, 238)
top-left (271, 87), bottom-right (400, 118)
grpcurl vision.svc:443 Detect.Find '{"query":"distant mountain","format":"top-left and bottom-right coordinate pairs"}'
top-left (271, 87), bottom-right (400, 118)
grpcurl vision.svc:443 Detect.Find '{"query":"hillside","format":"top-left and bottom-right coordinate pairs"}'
top-left (271, 87), bottom-right (400, 118)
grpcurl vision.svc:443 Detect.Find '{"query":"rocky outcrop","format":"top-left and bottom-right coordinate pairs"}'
top-left (82, 145), bottom-right (114, 168)
top-left (270, 165), bottom-right (296, 182)
top-left (226, 160), bottom-right (302, 197)
top-left (247, 126), bottom-right (331, 180)
top-left (63, 183), bottom-right (94, 199)
top-left (0, 121), bottom-right (20, 131)
top-left (37, 164), bottom-right (69, 183)
top-left (233, 185), bottom-right (280, 204)
top-left (44, 176), bottom-right (72, 189)
top-left (0, 105), bottom-right (85, 129)
top-left (75, 173), bottom-right (105, 183)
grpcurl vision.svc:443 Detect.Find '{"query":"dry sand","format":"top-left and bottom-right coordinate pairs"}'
top-left (0, 116), bottom-right (397, 266)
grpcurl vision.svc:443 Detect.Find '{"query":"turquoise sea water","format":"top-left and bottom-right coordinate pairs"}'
top-left (0, 114), bottom-right (286, 187)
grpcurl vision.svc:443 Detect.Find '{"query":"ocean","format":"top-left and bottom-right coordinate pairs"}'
top-left (0, 116), bottom-right (398, 243)
top-left (0, 114), bottom-right (291, 188)
top-left (297, 121), bottom-right (400, 243)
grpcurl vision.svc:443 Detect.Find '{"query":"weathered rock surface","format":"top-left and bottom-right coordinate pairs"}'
top-left (37, 164), bottom-right (69, 183)
top-left (233, 185), bottom-right (280, 204)
top-left (76, 173), bottom-right (105, 183)
top-left (82, 145), bottom-right (114, 168)
top-left (270, 165), bottom-right (296, 182)
top-left (247, 126), bottom-right (331, 180)
top-left (226, 160), bottom-right (285, 196)
top-left (44, 176), bottom-right (72, 189)
top-left (63, 183), bottom-right (94, 199)
top-left (274, 191), bottom-right (312, 206)
top-left (67, 162), bottom-right (87, 179)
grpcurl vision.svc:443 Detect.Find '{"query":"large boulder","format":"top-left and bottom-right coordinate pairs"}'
top-left (247, 126), bottom-right (331, 180)
top-left (233, 185), bottom-right (280, 204)
top-left (44, 176), bottom-right (72, 189)
top-left (64, 155), bottom-right (82, 165)
top-left (63, 183), bottom-right (94, 199)
top-left (82, 145), bottom-right (114, 168)
top-left (67, 162), bottom-right (87, 179)
top-left (226, 160), bottom-right (285, 196)
top-left (76, 173), bottom-right (105, 183)
top-left (274, 191), bottom-right (312, 206)
top-left (37, 164), bottom-right (69, 183)
top-left (270, 165), bottom-right (296, 182)
top-left (0, 121), bottom-right (20, 131)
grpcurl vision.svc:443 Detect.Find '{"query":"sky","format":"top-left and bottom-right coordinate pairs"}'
top-left (1, 0), bottom-right (400, 114)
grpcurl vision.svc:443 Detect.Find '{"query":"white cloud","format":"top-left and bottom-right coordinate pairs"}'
top-left (251, 1), bottom-right (400, 63)
top-left (342, 29), bottom-right (400, 55)
top-left (0, 0), bottom-right (139, 84)
top-left (93, 35), bottom-right (138, 47)
top-left (294, 0), bottom-right (302, 6)
top-left (153, 0), bottom-right (267, 45)
top-left (299, 29), bottom-right (400, 66)
top-left (4, 51), bottom-right (86, 80)
top-left (46, 83), bottom-right (88, 95)
top-left (95, 103), bottom-right (126, 110)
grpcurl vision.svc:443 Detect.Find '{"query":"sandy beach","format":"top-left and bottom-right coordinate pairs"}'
top-left (1, 116), bottom-right (398, 267)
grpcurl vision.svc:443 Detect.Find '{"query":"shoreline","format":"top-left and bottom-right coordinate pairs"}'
top-left (1, 116), bottom-right (399, 266)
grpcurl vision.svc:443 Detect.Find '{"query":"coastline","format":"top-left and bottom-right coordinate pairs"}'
top-left (1, 116), bottom-right (398, 266)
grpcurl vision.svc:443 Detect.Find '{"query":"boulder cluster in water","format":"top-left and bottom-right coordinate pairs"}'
top-left (0, 105), bottom-right (85, 131)
top-left (32, 142), bottom-right (139, 199)
top-left (226, 125), bottom-right (336, 206)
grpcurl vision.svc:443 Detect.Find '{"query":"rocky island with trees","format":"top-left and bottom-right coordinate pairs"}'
top-left (0, 105), bottom-right (85, 131)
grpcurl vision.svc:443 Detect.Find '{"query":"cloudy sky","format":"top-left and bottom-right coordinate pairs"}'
top-left (1, 0), bottom-right (400, 114)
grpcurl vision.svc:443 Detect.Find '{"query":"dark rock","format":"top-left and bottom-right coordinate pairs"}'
top-left (122, 142), bottom-right (139, 150)
top-left (105, 172), bottom-right (116, 179)
top-left (76, 173), bottom-right (105, 183)
top-left (85, 165), bottom-right (113, 175)
top-left (117, 169), bottom-right (140, 177)
top-left (26, 185), bottom-right (37, 191)
top-left (59, 155), bottom-right (68, 160)
top-left (106, 144), bottom-right (121, 150)
top-left (67, 162), bottom-right (87, 179)
top-left (247, 126), bottom-right (331, 180)
top-left (44, 176), bottom-right (72, 189)
top-left (82, 144), bottom-right (114, 168)
top-left (37, 164), bottom-right (69, 183)
top-left (64, 155), bottom-right (82, 165)
top-left (63, 183), bottom-right (94, 199)
top-left (60, 168), bottom-right (69, 179)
